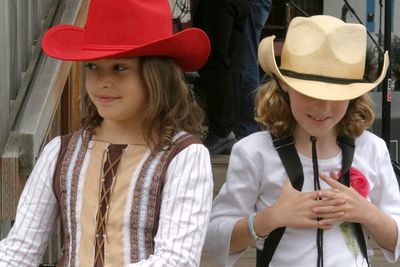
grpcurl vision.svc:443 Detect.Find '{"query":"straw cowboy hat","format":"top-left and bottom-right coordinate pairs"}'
top-left (258, 15), bottom-right (389, 101)
top-left (42, 0), bottom-right (210, 72)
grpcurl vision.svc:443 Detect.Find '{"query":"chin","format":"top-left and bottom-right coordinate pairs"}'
top-left (98, 112), bottom-right (119, 122)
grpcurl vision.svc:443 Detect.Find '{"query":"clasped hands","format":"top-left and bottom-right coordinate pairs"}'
top-left (266, 172), bottom-right (373, 231)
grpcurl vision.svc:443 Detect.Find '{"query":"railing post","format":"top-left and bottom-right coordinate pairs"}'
top-left (17, 0), bottom-right (30, 80)
top-left (0, 0), bottom-right (11, 155)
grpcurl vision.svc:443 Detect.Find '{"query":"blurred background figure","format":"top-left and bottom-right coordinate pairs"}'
top-left (193, 0), bottom-right (272, 154)
top-left (193, 0), bottom-right (248, 154)
top-left (234, 0), bottom-right (272, 140)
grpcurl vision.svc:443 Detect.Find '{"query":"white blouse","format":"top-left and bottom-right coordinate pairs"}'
top-left (205, 130), bottom-right (400, 267)
top-left (0, 135), bottom-right (213, 267)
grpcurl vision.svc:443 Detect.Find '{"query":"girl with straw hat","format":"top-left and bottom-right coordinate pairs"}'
top-left (0, 0), bottom-right (213, 266)
top-left (205, 15), bottom-right (400, 267)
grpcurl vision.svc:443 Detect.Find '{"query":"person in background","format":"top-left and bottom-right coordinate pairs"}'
top-left (193, 0), bottom-right (248, 154)
top-left (234, 0), bottom-right (272, 140)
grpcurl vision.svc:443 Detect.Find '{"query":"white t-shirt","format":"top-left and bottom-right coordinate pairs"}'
top-left (205, 130), bottom-right (400, 267)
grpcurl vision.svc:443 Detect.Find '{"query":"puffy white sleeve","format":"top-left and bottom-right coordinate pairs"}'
top-left (370, 138), bottom-right (400, 263)
top-left (204, 143), bottom-right (261, 267)
top-left (128, 144), bottom-right (213, 267)
top-left (0, 137), bottom-right (61, 267)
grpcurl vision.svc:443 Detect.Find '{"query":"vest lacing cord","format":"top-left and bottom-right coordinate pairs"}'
top-left (310, 136), bottom-right (324, 267)
top-left (94, 146), bottom-right (126, 266)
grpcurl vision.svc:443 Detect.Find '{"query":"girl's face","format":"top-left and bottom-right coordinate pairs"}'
top-left (280, 82), bottom-right (349, 139)
top-left (85, 57), bottom-right (148, 125)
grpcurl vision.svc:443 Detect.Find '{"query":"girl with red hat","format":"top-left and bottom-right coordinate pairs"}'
top-left (0, 0), bottom-right (213, 266)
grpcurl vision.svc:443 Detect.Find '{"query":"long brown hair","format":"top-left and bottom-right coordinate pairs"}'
top-left (255, 79), bottom-right (374, 138)
top-left (81, 57), bottom-right (204, 150)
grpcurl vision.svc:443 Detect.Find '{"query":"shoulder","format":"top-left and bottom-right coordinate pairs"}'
top-left (353, 130), bottom-right (390, 169)
top-left (167, 131), bottom-right (208, 160)
top-left (355, 130), bottom-right (387, 154)
top-left (171, 131), bottom-right (202, 146)
top-left (232, 131), bottom-right (275, 156)
top-left (229, 131), bottom-right (280, 171)
top-left (42, 136), bottom-right (62, 155)
top-left (32, 136), bottom-right (62, 172)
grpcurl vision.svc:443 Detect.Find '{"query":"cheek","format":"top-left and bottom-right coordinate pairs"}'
top-left (85, 71), bottom-right (95, 85)
top-left (288, 97), bottom-right (308, 117)
top-left (334, 102), bottom-right (350, 119)
top-left (85, 76), bottom-right (95, 96)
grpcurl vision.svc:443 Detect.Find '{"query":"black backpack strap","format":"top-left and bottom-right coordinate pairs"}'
top-left (336, 136), bottom-right (354, 185)
top-left (271, 135), bottom-right (304, 190)
top-left (257, 135), bottom-right (370, 267)
top-left (256, 134), bottom-right (304, 267)
top-left (337, 136), bottom-right (371, 267)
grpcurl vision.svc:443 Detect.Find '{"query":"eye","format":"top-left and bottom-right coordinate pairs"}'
top-left (84, 62), bottom-right (98, 70)
top-left (113, 64), bottom-right (128, 71)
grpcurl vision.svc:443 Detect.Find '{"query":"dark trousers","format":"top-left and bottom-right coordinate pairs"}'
top-left (194, 0), bottom-right (249, 138)
top-left (234, 0), bottom-right (272, 139)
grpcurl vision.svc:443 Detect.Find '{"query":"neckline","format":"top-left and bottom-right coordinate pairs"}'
top-left (298, 151), bottom-right (342, 169)
top-left (91, 138), bottom-right (148, 147)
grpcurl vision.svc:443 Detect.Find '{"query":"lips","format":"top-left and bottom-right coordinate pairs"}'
top-left (308, 114), bottom-right (331, 122)
top-left (96, 95), bottom-right (120, 104)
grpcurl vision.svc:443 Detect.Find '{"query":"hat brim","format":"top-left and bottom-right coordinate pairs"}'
top-left (42, 25), bottom-right (210, 72)
top-left (258, 36), bottom-right (389, 101)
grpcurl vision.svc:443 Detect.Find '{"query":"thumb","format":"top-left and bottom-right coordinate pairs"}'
top-left (280, 178), bottom-right (294, 195)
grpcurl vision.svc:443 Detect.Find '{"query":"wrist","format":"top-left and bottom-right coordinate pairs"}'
top-left (248, 212), bottom-right (269, 241)
top-left (265, 203), bottom-right (283, 229)
top-left (250, 206), bottom-right (279, 240)
top-left (360, 201), bottom-right (381, 227)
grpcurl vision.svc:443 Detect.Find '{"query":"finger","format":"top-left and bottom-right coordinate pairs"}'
top-left (312, 205), bottom-right (345, 215)
top-left (329, 171), bottom-right (339, 180)
top-left (318, 216), bottom-right (344, 226)
top-left (316, 188), bottom-right (338, 199)
top-left (316, 189), bottom-right (346, 202)
top-left (313, 197), bottom-right (346, 207)
top-left (319, 173), bottom-right (346, 190)
top-left (281, 178), bottom-right (295, 194)
top-left (301, 218), bottom-right (328, 229)
top-left (283, 178), bottom-right (293, 188)
top-left (313, 219), bottom-right (333, 230)
top-left (319, 212), bottom-right (345, 220)
top-left (318, 224), bottom-right (333, 230)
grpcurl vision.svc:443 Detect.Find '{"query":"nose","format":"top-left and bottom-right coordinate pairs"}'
top-left (313, 99), bottom-right (331, 110)
top-left (95, 70), bottom-right (112, 88)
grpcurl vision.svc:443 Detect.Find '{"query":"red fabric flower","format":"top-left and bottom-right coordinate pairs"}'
top-left (337, 167), bottom-right (370, 198)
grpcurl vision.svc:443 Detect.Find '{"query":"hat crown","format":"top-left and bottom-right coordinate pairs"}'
top-left (280, 15), bottom-right (367, 80)
top-left (84, 0), bottom-right (172, 48)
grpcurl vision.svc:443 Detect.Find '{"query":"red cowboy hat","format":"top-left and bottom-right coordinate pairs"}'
top-left (42, 0), bottom-right (210, 71)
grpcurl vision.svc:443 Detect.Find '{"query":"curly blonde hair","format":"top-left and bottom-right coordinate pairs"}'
top-left (81, 57), bottom-right (204, 151)
top-left (255, 79), bottom-right (374, 138)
